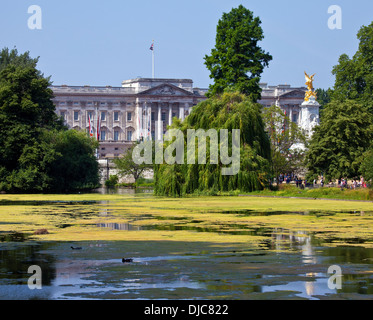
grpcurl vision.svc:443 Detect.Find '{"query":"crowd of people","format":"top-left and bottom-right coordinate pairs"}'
top-left (275, 173), bottom-right (368, 189)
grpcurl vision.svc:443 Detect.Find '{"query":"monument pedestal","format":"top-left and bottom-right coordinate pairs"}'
top-left (299, 96), bottom-right (320, 139)
top-left (290, 96), bottom-right (320, 152)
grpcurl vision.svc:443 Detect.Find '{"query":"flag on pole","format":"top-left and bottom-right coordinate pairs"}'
top-left (150, 40), bottom-right (155, 79)
top-left (88, 114), bottom-right (94, 137)
top-left (97, 113), bottom-right (101, 140)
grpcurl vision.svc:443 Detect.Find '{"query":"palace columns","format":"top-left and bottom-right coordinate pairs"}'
top-left (136, 102), bottom-right (141, 140)
top-left (157, 105), bottom-right (162, 140)
top-left (169, 104), bottom-right (172, 126)
top-left (179, 104), bottom-right (184, 121)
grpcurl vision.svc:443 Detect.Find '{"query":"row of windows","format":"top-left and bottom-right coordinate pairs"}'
top-left (90, 129), bottom-right (133, 141)
top-left (59, 102), bottom-right (132, 106)
top-left (60, 111), bottom-right (132, 122)
top-left (63, 110), bottom-right (180, 122)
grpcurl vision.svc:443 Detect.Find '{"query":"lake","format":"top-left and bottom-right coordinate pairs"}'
top-left (0, 190), bottom-right (373, 300)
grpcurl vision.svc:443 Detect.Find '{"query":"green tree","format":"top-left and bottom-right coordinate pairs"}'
top-left (315, 88), bottom-right (333, 116)
top-left (0, 47), bottom-right (99, 193)
top-left (360, 149), bottom-right (373, 183)
top-left (204, 5), bottom-right (272, 101)
top-left (305, 100), bottom-right (373, 181)
top-left (45, 130), bottom-right (100, 192)
top-left (113, 142), bottom-right (153, 183)
top-left (332, 22), bottom-right (373, 113)
top-left (0, 49), bottom-right (61, 192)
top-left (154, 92), bottom-right (271, 197)
top-left (262, 105), bottom-right (306, 181)
top-left (0, 48), bottom-right (39, 73)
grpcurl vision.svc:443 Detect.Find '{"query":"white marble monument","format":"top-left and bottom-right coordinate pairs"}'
top-left (299, 96), bottom-right (320, 138)
top-left (290, 72), bottom-right (320, 152)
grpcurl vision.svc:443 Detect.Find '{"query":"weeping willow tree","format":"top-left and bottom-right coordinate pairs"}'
top-left (154, 92), bottom-right (271, 197)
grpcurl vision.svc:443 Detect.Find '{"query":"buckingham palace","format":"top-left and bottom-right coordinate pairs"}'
top-left (51, 78), bottom-right (307, 159)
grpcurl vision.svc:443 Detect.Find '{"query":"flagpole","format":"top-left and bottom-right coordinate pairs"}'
top-left (152, 40), bottom-right (155, 79)
top-left (95, 103), bottom-right (98, 159)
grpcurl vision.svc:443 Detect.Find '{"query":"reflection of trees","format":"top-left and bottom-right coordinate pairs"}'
top-left (322, 246), bottom-right (373, 264)
top-left (0, 243), bottom-right (56, 290)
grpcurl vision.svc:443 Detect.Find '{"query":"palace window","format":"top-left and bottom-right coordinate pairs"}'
top-left (100, 130), bottom-right (106, 141)
top-left (161, 112), bottom-right (166, 121)
top-left (101, 112), bottom-right (106, 121)
top-left (127, 131), bottom-right (132, 141)
top-left (114, 112), bottom-right (119, 121)
top-left (114, 130), bottom-right (119, 141)
top-left (127, 112), bottom-right (132, 121)
top-left (151, 112), bottom-right (155, 121)
top-left (74, 111), bottom-right (79, 121)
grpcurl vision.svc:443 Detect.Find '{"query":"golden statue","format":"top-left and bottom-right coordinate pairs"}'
top-left (304, 71), bottom-right (317, 101)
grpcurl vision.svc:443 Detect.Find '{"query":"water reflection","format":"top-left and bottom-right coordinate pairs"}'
top-left (92, 187), bottom-right (153, 195)
top-left (97, 223), bottom-right (142, 231)
top-left (262, 273), bottom-right (336, 300)
top-left (1, 240), bottom-right (373, 299)
top-left (267, 229), bottom-right (318, 264)
top-left (2, 196), bottom-right (373, 299)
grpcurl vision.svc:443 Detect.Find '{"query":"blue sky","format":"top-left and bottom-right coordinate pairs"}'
top-left (1, 0), bottom-right (373, 90)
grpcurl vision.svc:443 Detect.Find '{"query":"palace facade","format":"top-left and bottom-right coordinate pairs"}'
top-left (51, 78), bottom-right (307, 159)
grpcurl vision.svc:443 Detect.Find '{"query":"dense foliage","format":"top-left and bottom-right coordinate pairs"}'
top-left (332, 22), bottom-right (373, 113)
top-left (154, 92), bottom-right (272, 196)
top-left (204, 5), bottom-right (272, 101)
top-left (0, 48), bottom-right (99, 193)
top-left (315, 88), bottom-right (333, 116)
top-left (305, 100), bottom-right (373, 181)
top-left (305, 22), bottom-right (373, 182)
top-left (360, 149), bottom-right (373, 182)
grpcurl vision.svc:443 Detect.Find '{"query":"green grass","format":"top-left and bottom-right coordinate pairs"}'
top-left (247, 185), bottom-right (373, 201)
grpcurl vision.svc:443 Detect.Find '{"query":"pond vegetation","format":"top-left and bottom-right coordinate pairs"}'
top-left (1, 193), bottom-right (373, 299)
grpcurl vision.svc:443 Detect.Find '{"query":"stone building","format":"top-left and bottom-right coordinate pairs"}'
top-left (51, 79), bottom-right (309, 159)
top-left (258, 83), bottom-right (308, 124)
top-left (52, 78), bottom-right (207, 159)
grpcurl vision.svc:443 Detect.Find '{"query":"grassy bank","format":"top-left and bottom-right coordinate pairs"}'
top-left (246, 185), bottom-right (373, 201)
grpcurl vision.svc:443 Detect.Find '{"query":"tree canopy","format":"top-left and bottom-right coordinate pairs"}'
top-left (0, 48), bottom-right (99, 193)
top-left (154, 92), bottom-right (272, 197)
top-left (315, 88), bottom-right (333, 116)
top-left (332, 22), bottom-right (373, 113)
top-left (113, 142), bottom-right (153, 182)
top-left (305, 100), bottom-right (373, 181)
top-left (204, 5), bottom-right (272, 101)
